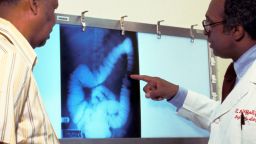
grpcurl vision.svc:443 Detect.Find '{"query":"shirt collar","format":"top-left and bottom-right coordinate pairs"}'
top-left (0, 18), bottom-right (37, 68)
top-left (234, 44), bottom-right (256, 80)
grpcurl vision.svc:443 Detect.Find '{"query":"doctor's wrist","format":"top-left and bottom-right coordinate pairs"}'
top-left (166, 85), bottom-right (179, 101)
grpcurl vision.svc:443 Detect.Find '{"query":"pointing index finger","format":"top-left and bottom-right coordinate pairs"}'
top-left (130, 74), bottom-right (153, 83)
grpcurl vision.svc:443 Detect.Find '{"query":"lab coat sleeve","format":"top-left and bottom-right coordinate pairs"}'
top-left (177, 90), bottom-right (220, 130)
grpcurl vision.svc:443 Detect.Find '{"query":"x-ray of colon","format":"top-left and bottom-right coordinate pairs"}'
top-left (60, 25), bottom-right (141, 138)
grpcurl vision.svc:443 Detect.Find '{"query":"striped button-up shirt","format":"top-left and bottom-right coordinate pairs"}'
top-left (0, 18), bottom-right (59, 144)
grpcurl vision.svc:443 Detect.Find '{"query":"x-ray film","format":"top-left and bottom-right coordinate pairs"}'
top-left (60, 25), bottom-right (141, 138)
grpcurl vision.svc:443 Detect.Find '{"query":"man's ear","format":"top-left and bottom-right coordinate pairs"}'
top-left (232, 25), bottom-right (245, 41)
top-left (29, 0), bottom-right (39, 15)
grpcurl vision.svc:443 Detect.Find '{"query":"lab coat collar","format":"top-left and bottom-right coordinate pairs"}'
top-left (212, 60), bottom-right (256, 121)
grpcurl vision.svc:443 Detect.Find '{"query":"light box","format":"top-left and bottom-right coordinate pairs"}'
top-left (34, 16), bottom-right (211, 139)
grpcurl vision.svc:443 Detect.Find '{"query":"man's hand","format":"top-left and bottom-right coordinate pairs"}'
top-left (130, 74), bottom-right (179, 101)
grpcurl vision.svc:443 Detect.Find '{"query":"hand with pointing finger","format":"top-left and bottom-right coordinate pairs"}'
top-left (130, 74), bottom-right (179, 101)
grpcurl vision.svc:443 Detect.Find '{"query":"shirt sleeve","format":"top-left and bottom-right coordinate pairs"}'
top-left (0, 39), bottom-right (16, 143)
top-left (167, 86), bottom-right (188, 111)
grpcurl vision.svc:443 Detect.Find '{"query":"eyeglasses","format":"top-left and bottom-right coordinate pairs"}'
top-left (202, 20), bottom-right (225, 34)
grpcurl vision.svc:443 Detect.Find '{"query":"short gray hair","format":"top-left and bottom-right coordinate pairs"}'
top-left (0, 0), bottom-right (20, 5)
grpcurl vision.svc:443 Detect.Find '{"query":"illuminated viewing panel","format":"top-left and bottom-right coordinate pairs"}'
top-left (34, 24), bottom-right (210, 138)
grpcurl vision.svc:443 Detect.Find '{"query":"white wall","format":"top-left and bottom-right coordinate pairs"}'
top-left (56, 0), bottom-right (210, 29)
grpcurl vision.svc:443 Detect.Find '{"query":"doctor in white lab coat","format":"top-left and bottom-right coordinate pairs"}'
top-left (178, 59), bottom-right (256, 144)
top-left (130, 0), bottom-right (256, 143)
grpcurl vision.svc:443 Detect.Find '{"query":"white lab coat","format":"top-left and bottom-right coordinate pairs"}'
top-left (178, 60), bottom-right (256, 144)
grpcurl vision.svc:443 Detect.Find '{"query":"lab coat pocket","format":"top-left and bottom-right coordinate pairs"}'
top-left (241, 124), bottom-right (256, 144)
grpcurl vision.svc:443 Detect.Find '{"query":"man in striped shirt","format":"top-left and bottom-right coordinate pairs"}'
top-left (0, 0), bottom-right (59, 143)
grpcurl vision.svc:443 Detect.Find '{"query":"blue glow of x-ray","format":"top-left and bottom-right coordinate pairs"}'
top-left (67, 38), bottom-right (134, 138)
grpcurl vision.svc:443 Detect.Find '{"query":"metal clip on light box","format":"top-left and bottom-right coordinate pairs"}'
top-left (157, 20), bottom-right (164, 39)
top-left (190, 24), bottom-right (198, 43)
top-left (120, 15), bottom-right (128, 36)
top-left (81, 10), bottom-right (88, 32)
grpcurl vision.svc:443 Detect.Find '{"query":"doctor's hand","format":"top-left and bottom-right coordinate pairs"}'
top-left (130, 74), bottom-right (179, 101)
